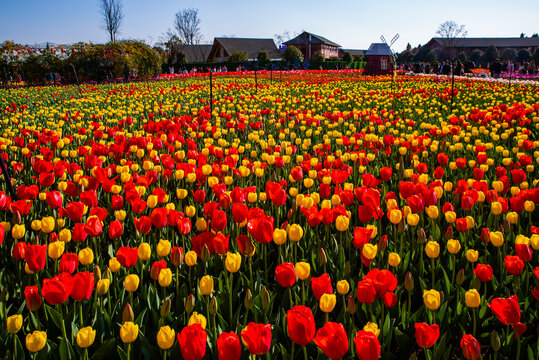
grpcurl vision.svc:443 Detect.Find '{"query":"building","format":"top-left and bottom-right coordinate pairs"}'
top-left (283, 31), bottom-right (341, 60)
top-left (364, 43), bottom-right (394, 75)
top-left (207, 38), bottom-right (281, 62)
top-left (424, 37), bottom-right (539, 59)
top-left (339, 49), bottom-right (366, 59)
top-left (177, 45), bottom-right (213, 63)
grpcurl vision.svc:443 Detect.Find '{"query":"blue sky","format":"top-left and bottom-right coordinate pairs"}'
top-left (1, 0), bottom-right (537, 52)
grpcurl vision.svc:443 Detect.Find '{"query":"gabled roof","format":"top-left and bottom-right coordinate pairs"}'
top-left (210, 38), bottom-right (281, 60)
top-left (427, 37), bottom-right (539, 48)
top-left (284, 31), bottom-right (341, 48)
top-left (178, 45), bottom-right (212, 63)
top-left (340, 49), bottom-right (366, 57)
top-left (365, 43), bottom-right (393, 56)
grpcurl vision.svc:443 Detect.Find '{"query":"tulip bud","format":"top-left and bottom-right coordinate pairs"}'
top-left (210, 296), bottom-right (218, 316)
top-left (491, 330), bottom-right (501, 352)
top-left (473, 276), bottom-right (481, 291)
top-left (94, 265), bottom-right (101, 282)
top-left (0, 287), bottom-right (8, 302)
top-left (456, 269), bottom-right (465, 286)
top-left (244, 289), bottom-right (253, 310)
top-left (378, 235), bottom-right (387, 252)
top-left (201, 244), bottom-right (210, 262)
top-left (417, 228), bottom-right (426, 244)
top-left (319, 248), bottom-right (327, 266)
top-left (122, 303), bottom-right (134, 323)
top-left (344, 261), bottom-right (351, 277)
top-left (347, 295), bottom-right (356, 314)
top-left (261, 286), bottom-right (270, 310)
top-left (446, 226), bottom-right (453, 240)
top-left (409, 354), bottom-right (418, 360)
top-left (502, 219), bottom-right (510, 234)
top-left (185, 294), bottom-right (195, 314)
top-left (160, 298), bottom-right (171, 318)
top-left (404, 272), bottom-right (414, 291)
top-left (398, 218), bottom-right (405, 233)
top-left (104, 267), bottom-right (112, 282)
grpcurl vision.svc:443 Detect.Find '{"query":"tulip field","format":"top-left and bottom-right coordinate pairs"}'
top-left (0, 70), bottom-right (538, 360)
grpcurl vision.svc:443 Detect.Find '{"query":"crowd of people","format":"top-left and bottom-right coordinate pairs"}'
top-left (401, 60), bottom-right (538, 78)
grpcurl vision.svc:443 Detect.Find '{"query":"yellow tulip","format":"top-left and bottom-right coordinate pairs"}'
top-left (320, 293), bottom-right (337, 313)
top-left (337, 280), bottom-right (350, 295)
top-left (188, 312), bottom-right (207, 329)
top-left (225, 252), bottom-right (241, 273)
top-left (7, 314), bottom-right (23, 334)
top-left (185, 251), bottom-right (197, 266)
top-left (157, 239), bottom-right (171, 257)
top-left (465, 289), bottom-right (480, 308)
top-left (12, 224), bottom-right (26, 240)
top-left (76, 326), bottom-right (96, 348)
top-left (362, 243), bottom-right (378, 260)
top-left (273, 228), bottom-right (287, 245)
top-left (295, 262), bottom-right (310, 280)
top-left (466, 249), bottom-right (479, 263)
top-left (388, 252), bottom-right (401, 267)
top-left (41, 216), bottom-right (55, 234)
top-left (447, 239), bottom-right (461, 254)
top-left (138, 242), bottom-right (151, 261)
top-left (125, 274), bottom-right (140, 292)
top-left (48, 241), bottom-right (65, 260)
top-left (288, 224), bottom-right (304, 242)
top-left (156, 326), bottom-right (175, 350)
top-left (109, 257), bottom-right (121, 273)
top-left (407, 214), bottom-right (419, 226)
top-left (363, 322), bottom-right (380, 337)
top-left (425, 241), bottom-right (440, 258)
top-left (58, 228), bottom-right (71, 242)
top-left (490, 231), bottom-right (504, 247)
top-left (26, 330), bottom-right (47, 352)
top-left (158, 268), bottom-right (172, 287)
top-left (335, 215), bottom-right (349, 231)
top-left (199, 275), bottom-right (213, 295)
top-left (97, 279), bottom-right (110, 295)
top-left (120, 322), bottom-right (139, 343)
top-left (78, 247), bottom-right (94, 266)
top-left (389, 209), bottom-right (402, 224)
top-left (423, 289), bottom-right (441, 311)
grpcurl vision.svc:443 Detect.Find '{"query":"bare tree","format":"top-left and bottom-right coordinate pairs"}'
top-left (436, 21), bottom-right (467, 59)
top-left (174, 8), bottom-right (202, 45)
top-left (98, 0), bottom-right (123, 42)
top-left (274, 31), bottom-right (297, 48)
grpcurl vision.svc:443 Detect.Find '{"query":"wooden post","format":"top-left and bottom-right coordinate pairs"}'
top-left (209, 69), bottom-right (213, 117)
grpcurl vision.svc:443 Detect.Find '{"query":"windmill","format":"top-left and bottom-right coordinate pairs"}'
top-left (380, 34), bottom-right (399, 64)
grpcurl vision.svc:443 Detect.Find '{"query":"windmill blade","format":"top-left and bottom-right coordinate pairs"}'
top-left (390, 34), bottom-right (400, 46)
top-left (380, 35), bottom-right (387, 44)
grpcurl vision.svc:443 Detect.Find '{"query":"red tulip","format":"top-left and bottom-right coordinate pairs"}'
top-left (42, 272), bottom-right (73, 305)
top-left (191, 232), bottom-right (215, 257)
top-left (111, 195), bottom-right (124, 210)
top-left (241, 322), bottom-right (272, 355)
top-left (116, 247), bottom-right (138, 268)
top-left (460, 334), bottom-right (481, 360)
top-left (150, 260), bottom-right (167, 280)
top-left (109, 220), bottom-right (123, 239)
top-left (171, 247), bottom-right (184, 266)
top-left (39, 172), bottom-right (55, 187)
top-left (353, 227), bottom-right (373, 249)
top-left (217, 332), bottom-right (241, 360)
top-left (474, 264), bottom-right (493, 282)
top-left (363, 268), bottom-right (398, 298)
top-left (150, 207), bottom-right (168, 228)
top-left (66, 201), bottom-right (85, 221)
top-left (247, 215), bottom-right (274, 244)
top-left (25, 244), bottom-right (47, 272)
top-left (134, 216), bottom-right (152, 235)
top-left (193, 189), bottom-right (206, 204)
top-left (72, 222), bottom-right (88, 243)
top-left (353, 330), bottom-right (380, 360)
top-left (84, 216), bottom-right (103, 237)
top-left (24, 286), bottom-right (42, 311)
top-left (356, 279), bottom-right (376, 304)
top-left (232, 203), bottom-right (248, 223)
top-left (311, 273), bottom-right (333, 300)
top-left (456, 218), bottom-right (468, 232)
top-left (275, 262), bottom-right (296, 288)
top-left (313, 322), bottom-right (349, 359)
top-left (212, 233), bottom-right (229, 255)
top-left (45, 190), bottom-right (63, 209)
top-left (59, 253), bottom-right (79, 273)
top-left (89, 207), bottom-right (107, 221)
top-left (488, 295), bottom-right (523, 326)
top-left (177, 217), bottom-right (192, 234)
top-left (287, 305), bottom-right (315, 346)
top-left (504, 255), bottom-right (524, 275)
top-left (379, 167), bottom-right (392, 181)
top-left (177, 323), bottom-right (207, 360)
top-left (414, 323), bottom-right (439, 348)
top-left (12, 241), bottom-right (27, 260)
top-left (211, 209), bottom-right (227, 232)
top-left (70, 272), bottom-right (94, 301)
top-left (515, 244), bottom-right (532, 262)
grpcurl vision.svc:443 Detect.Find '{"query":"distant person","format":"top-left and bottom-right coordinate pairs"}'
top-left (455, 61), bottom-right (463, 76)
top-left (424, 63), bottom-right (431, 74)
top-left (490, 61), bottom-right (502, 78)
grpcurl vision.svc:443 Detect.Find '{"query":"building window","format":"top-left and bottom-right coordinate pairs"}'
top-left (381, 57), bottom-right (388, 70)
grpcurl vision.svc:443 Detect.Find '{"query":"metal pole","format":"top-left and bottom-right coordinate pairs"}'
top-left (209, 69), bottom-right (213, 116)
top-left (255, 68), bottom-right (257, 95)
top-left (70, 64), bottom-right (82, 96)
top-left (450, 60), bottom-right (455, 112)
top-left (0, 154), bottom-right (17, 200)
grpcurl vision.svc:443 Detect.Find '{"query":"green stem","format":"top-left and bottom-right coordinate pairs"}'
top-left (303, 345), bottom-right (308, 360)
top-left (431, 257), bottom-right (435, 289)
top-left (288, 288), bottom-right (294, 308)
top-left (127, 343), bottom-right (131, 360)
top-left (58, 303), bottom-right (67, 340)
top-left (162, 349), bottom-right (167, 360)
top-left (229, 273), bottom-right (234, 323)
top-left (515, 330), bottom-right (521, 360)
top-left (472, 308), bottom-right (476, 337)
top-left (79, 301), bottom-right (83, 327)
top-left (83, 348), bottom-right (88, 360)
top-left (13, 334), bottom-right (17, 360)
top-left (301, 281), bottom-right (305, 305)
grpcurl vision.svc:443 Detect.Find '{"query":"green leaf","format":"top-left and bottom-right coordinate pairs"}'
top-left (91, 339), bottom-right (116, 360)
top-left (117, 345), bottom-right (128, 360)
top-left (44, 304), bottom-right (63, 333)
top-left (59, 337), bottom-right (76, 360)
